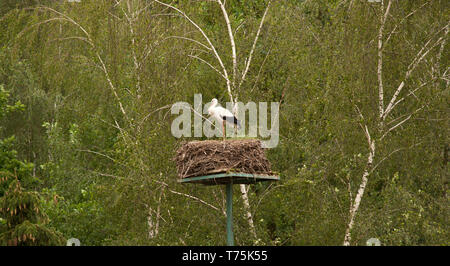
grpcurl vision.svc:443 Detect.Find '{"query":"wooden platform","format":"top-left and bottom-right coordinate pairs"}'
top-left (178, 172), bottom-right (280, 185)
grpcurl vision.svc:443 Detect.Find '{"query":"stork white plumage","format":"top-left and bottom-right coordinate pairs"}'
top-left (208, 98), bottom-right (241, 140)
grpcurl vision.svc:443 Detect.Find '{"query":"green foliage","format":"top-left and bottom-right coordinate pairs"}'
top-left (0, 0), bottom-right (447, 246)
top-left (0, 79), bottom-right (65, 246)
top-left (0, 85), bottom-right (25, 119)
top-left (0, 136), bottom-right (35, 196)
top-left (0, 179), bottom-right (65, 246)
top-left (0, 139), bottom-right (65, 246)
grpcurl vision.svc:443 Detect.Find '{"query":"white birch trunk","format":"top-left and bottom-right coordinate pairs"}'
top-left (154, 0), bottom-right (273, 242)
top-left (377, 0), bottom-right (392, 128)
top-left (343, 138), bottom-right (375, 246)
top-left (240, 184), bottom-right (258, 239)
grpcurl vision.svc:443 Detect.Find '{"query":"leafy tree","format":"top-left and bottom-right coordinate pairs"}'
top-left (0, 177), bottom-right (65, 246)
top-left (0, 0), bottom-right (447, 246)
top-left (0, 85), bottom-right (65, 246)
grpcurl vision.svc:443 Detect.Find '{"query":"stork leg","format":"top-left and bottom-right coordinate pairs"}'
top-left (222, 120), bottom-right (226, 141)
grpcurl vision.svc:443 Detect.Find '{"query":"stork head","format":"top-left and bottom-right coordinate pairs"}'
top-left (208, 98), bottom-right (218, 116)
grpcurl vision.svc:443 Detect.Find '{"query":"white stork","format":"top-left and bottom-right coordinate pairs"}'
top-left (208, 98), bottom-right (241, 139)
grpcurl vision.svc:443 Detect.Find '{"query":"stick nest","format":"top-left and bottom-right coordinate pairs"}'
top-left (174, 139), bottom-right (273, 178)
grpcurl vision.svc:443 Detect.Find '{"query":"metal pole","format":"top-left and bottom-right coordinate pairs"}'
top-left (226, 182), bottom-right (234, 246)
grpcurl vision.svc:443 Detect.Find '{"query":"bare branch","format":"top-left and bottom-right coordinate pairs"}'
top-left (370, 142), bottom-right (423, 174)
top-left (122, 1), bottom-right (142, 94)
top-left (154, 0), bottom-right (234, 103)
top-left (172, 189), bottom-right (223, 214)
top-left (249, 43), bottom-right (273, 94)
top-left (188, 54), bottom-right (228, 81)
top-left (383, 24), bottom-right (449, 119)
top-left (381, 105), bottom-right (424, 140)
top-left (384, 2), bottom-right (430, 46)
top-left (48, 36), bottom-right (94, 47)
top-left (384, 80), bottom-right (430, 117)
top-left (96, 53), bottom-right (129, 119)
top-left (87, 169), bottom-right (123, 179)
top-left (34, 6), bottom-right (130, 120)
top-left (377, 0), bottom-right (392, 123)
top-left (164, 35), bottom-right (212, 51)
top-left (76, 149), bottom-right (129, 168)
top-left (141, 31), bottom-right (169, 64)
top-left (138, 104), bottom-right (173, 127)
top-left (217, 0), bottom-right (237, 90)
top-left (34, 6), bottom-right (93, 43)
top-left (381, 114), bottom-right (412, 140)
top-left (434, 23), bottom-right (449, 85)
top-left (239, 0), bottom-right (272, 89)
top-left (151, 179), bottom-right (223, 214)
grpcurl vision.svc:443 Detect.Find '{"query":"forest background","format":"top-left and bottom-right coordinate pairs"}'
top-left (0, 0), bottom-right (448, 246)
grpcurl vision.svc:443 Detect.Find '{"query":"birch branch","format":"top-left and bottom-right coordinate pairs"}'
top-left (154, 186), bottom-right (165, 238)
top-left (384, 1), bottom-right (430, 47)
top-left (384, 80), bottom-right (430, 116)
top-left (87, 169), bottom-right (123, 179)
top-left (34, 6), bottom-right (129, 120)
top-left (146, 205), bottom-right (155, 238)
top-left (155, 180), bottom-right (224, 215)
top-left (377, 0), bottom-right (392, 124)
top-left (154, 0), bottom-right (234, 103)
top-left (169, 189), bottom-right (224, 215)
top-left (381, 114), bottom-right (412, 140)
top-left (123, 1), bottom-right (142, 95)
top-left (145, 188), bottom-right (166, 240)
top-left (48, 36), bottom-right (94, 47)
top-left (383, 24), bottom-right (449, 119)
top-left (249, 43), bottom-right (272, 94)
top-left (239, 0), bottom-right (272, 89)
top-left (34, 6), bottom-right (92, 43)
top-left (381, 105), bottom-right (424, 140)
top-left (96, 52), bottom-right (129, 119)
top-left (140, 31), bottom-right (170, 65)
top-left (217, 0), bottom-right (237, 89)
top-left (370, 142), bottom-right (423, 175)
top-left (138, 104), bottom-right (172, 127)
top-left (343, 125), bottom-right (375, 246)
top-left (75, 149), bottom-right (129, 168)
top-left (165, 35), bottom-right (212, 51)
top-left (434, 24), bottom-right (449, 85)
top-left (188, 54), bottom-right (228, 81)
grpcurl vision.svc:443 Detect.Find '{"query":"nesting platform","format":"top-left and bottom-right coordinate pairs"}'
top-left (179, 172), bottom-right (280, 185)
top-left (174, 139), bottom-right (279, 246)
top-left (174, 139), bottom-right (275, 181)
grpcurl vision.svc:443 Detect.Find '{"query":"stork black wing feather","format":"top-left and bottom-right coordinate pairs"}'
top-left (222, 116), bottom-right (241, 129)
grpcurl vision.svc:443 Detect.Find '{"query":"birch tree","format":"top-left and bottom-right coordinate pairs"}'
top-left (343, 0), bottom-right (449, 245)
top-left (154, 0), bottom-right (272, 242)
top-left (28, 0), bottom-right (233, 241)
